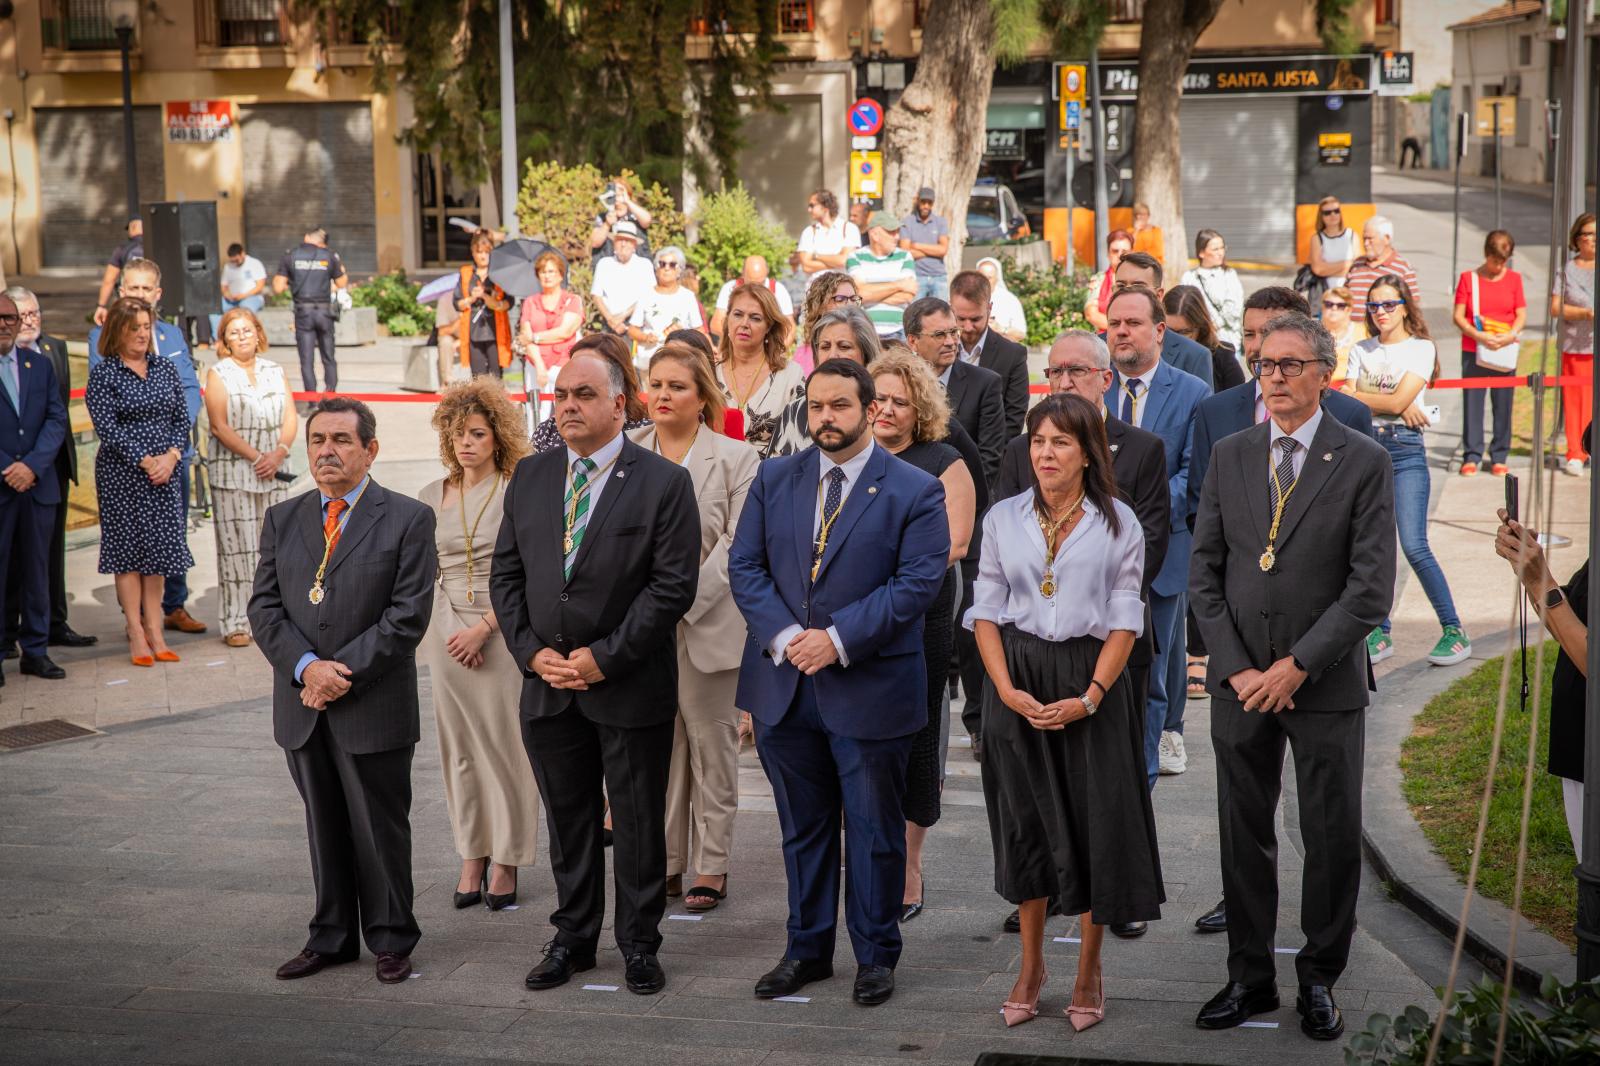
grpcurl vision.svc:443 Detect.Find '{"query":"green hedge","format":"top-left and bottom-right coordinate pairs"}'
top-left (1007, 262), bottom-right (1093, 348)
top-left (349, 271), bottom-right (434, 337)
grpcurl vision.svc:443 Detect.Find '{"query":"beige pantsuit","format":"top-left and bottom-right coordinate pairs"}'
top-left (419, 476), bottom-right (540, 867)
top-left (629, 426), bottom-right (760, 879)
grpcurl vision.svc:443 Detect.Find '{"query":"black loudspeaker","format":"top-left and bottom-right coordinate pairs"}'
top-left (142, 201), bottom-right (222, 317)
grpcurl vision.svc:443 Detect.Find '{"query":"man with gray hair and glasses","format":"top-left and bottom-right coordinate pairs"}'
top-left (1345, 215), bottom-right (1419, 319)
top-left (987, 328), bottom-right (1169, 933)
top-left (1188, 311), bottom-right (1395, 1043)
top-left (2, 287), bottom-right (95, 656)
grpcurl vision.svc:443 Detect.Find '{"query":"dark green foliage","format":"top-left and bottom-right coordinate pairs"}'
top-left (514, 162), bottom-right (686, 296)
top-left (348, 270), bottom-right (435, 336)
top-left (1005, 260), bottom-right (1092, 347)
top-left (1345, 976), bottom-right (1600, 1065)
top-left (683, 184), bottom-right (792, 296)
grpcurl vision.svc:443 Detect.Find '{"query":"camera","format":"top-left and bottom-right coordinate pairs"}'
top-left (599, 182), bottom-right (619, 210)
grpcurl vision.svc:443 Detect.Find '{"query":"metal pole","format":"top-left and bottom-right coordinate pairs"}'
top-left (1492, 99), bottom-right (1503, 231)
top-left (1543, 100), bottom-right (1565, 458)
top-left (1579, 8), bottom-right (1600, 987)
top-left (1451, 111), bottom-right (1464, 294)
top-left (1064, 134), bottom-right (1075, 277)
top-left (116, 25), bottom-right (139, 223)
top-left (1089, 47), bottom-right (1109, 273)
top-left (1561, 0), bottom-right (1589, 229)
top-left (498, 0), bottom-right (519, 238)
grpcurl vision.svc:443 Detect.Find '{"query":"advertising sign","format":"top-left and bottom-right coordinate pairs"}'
top-left (165, 100), bottom-right (234, 143)
top-left (1377, 51), bottom-right (1415, 96)
top-left (1475, 96), bottom-right (1517, 138)
top-left (985, 129), bottom-right (1025, 161)
top-left (1099, 55), bottom-right (1372, 100)
top-left (1317, 131), bottom-right (1352, 166)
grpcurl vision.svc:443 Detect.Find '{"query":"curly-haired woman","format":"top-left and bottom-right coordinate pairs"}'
top-left (419, 378), bottom-right (539, 911)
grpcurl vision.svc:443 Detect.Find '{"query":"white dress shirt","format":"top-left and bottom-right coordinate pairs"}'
top-left (566, 429), bottom-right (627, 515)
top-left (963, 491), bottom-right (1146, 643)
top-left (1118, 365), bottom-right (1158, 428)
top-left (770, 438), bottom-right (877, 667)
top-left (959, 329), bottom-right (988, 366)
top-left (1267, 405), bottom-right (1323, 482)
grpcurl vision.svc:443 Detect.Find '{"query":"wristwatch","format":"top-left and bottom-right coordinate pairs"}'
top-left (1080, 692), bottom-right (1099, 717)
top-left (1544, 586), bottom-right (1566, 611)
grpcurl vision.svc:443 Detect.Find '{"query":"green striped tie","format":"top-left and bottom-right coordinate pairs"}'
top-left (563, 457), bottom-right (596, 578)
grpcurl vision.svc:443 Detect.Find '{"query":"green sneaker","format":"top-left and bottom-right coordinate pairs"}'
top-left (1366, 628), bottom-right (1394, 664)
top-left (1427, 626), bottom-right (1471, 666)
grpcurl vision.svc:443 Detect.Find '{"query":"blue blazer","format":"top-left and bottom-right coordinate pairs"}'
top-left (88, 320), bottom-right (201, 458)
top-left (1163, 330), bottom-right (1215, 392)
top-left (1112, 360), bottom-right (1210, 598)
top-left (729, 444), bottom-right (950, 740)
top-left (1186, 381), bottom-right (1376, 530)
top-left (0, 350), bottom-right (70, 507)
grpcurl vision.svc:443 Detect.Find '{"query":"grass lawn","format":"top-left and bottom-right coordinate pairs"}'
top-left (1507, 339), bottom-right (1573, 458)
top-left (1399, 641), bottom-right (1578, 947)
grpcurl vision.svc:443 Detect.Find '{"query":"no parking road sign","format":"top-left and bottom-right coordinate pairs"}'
top-left (848, 98), bottom-right (884, 137)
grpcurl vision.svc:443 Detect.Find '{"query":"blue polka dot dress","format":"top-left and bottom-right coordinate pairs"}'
top-left (86, 356), bottom-right (195, 577)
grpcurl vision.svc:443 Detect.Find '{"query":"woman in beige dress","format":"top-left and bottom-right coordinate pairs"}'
top-left (420, 379), bottom-right (539, 911)
top-left (630, 343), bottom-right (760, 910)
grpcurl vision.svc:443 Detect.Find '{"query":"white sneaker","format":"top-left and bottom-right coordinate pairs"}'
top-left (1564, 459), bottom-right (1585, 477)
top-left (1158, 731), bottom-right (1187, 775)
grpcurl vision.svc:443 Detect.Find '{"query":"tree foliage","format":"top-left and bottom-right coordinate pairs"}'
top-left (303, 0), bottom-right (780, 197)
top-left (515, 162), bottom-right (686, 295)
top-left (684, 184), bottom-right (794, 295)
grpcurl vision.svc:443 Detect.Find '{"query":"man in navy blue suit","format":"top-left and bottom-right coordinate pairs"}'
top-left (0, 294), bottom-right (70, 685)
top-left (730, 359), bottom-right (949, 1007)
top-left (1106, 287), bottom-right (1209, 829)
top-left (89, 257), bottom-right (207, 636)
top-left (1181, 286), bottom-right (1374, 940)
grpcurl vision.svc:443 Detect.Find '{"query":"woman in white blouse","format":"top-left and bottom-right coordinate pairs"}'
top-left (965, 393), bottom-right (1164, 1033)
top-left (1181, 228), bottom-right (1244, 350)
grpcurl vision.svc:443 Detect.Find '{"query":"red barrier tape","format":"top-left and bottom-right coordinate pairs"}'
top-left (65, 376), bottom-right (1596, 403)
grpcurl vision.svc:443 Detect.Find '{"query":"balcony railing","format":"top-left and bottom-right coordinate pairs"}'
top-left (1107, 0), bottom-right (1144, 21)
top-left (688, 1), bottom-right (810, 35)
top-left (197, 0), bottom-right (287, 48)
top-left (41, 0), bottom-right (122, 51)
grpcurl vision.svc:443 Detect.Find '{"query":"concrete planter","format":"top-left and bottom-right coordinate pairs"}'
top-left (961, 240), bottom-right (1054, 272)
top-left (257, 306), bottom-right (379, 347)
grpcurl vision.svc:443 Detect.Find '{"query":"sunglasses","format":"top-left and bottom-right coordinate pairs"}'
top-left (1322, 300), bottom-right (1349, 310)
top-left (1370, 299), bottom-right (1406, 313)
top-left (656, 262), bottom-right (682, 270)
top-left (1321, 207), bottom-right (1341, 215)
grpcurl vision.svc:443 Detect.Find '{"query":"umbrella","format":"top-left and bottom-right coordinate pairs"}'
top-left (488, 238), bottom-right (563, 299)
top-left (415, 273), bottom-right (459, 304)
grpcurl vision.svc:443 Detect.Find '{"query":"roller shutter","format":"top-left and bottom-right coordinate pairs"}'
top-left (241, 103), bottom-right (377, 274)
top-left (1179, 97), bottom-right (1297, 264)
top-left (36, 107), bottom-right (166, 268)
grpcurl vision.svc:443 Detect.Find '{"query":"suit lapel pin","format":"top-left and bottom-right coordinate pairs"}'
top-left (1322, 452), bottom-right (1332, 462)
top-left (867, 486), bottom-right (878, 494)
top-left (1110, 443), bottom-right (1120, 453)
top-left (617, 470), bottom-right (625, 478)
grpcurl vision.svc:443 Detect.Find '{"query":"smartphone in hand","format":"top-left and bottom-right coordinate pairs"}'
top-left (1504, 472), bottom-right (1519, 524)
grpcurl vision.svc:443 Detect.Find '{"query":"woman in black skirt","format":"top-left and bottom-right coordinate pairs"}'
top-left (966, 393), bottom-right (1164, 1031)
top-left (867, 350), bottom-right (976, 921)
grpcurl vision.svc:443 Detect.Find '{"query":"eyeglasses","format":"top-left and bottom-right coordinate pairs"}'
top-left (1369, 299), bottom-right (1406, 313)
top-left (1249, 358), bottom-right (1317, 379)
top-left (918, 328), bottom-right (961, 343)
top-left (830, 293), bottom-right (862, 305)
top-left (656, 262), bottom-right (681, 270)
top-left (16, 309), bottom-right (39, 320)
top-left (1044, 365), bottom-right (1104, 380)
top-left (1321, 207), bottom-right (1342, 215)
top-left (0, 314), bottom-right (19, 327)
top-left (1321, 300), bottom-right (1349, 311)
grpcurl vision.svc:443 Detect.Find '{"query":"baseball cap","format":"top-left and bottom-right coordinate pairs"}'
top-left (868, 211), bottom-right (902, 232)
top-left (612, 220), bottom-right (640, 240)
top-left (917, 186), bottom-right (935, 201)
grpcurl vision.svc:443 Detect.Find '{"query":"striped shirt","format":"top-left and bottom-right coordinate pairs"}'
top-left (1345, 252), bottom-right (1420, 320)
top-left (846, 248), bottom-right (916, 336)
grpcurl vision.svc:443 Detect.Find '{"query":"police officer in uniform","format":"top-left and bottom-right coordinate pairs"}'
top-left (273, 226), bottom-right (348, 393)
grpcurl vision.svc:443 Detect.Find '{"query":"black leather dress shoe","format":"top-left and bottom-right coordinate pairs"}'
top-left (49, 626), bottom-right (98, 648)
top-left (1195, 899), bottom-right (1227, 933)
top-left (375, 952), bottom-right (412, 984)
top-left (1297, 984), bottom-right (1343, 1040)
top-left (754, 958), bottom-right (833, 998)
top-left (275, 948), bottom-right (358, 980)
top-left (852, 964), bottom-right (894, 1005)
top-left (1110, 921), bottom-right (1147, 938)
top-left (1195, 981), bottom-right (1280, 1029)
top-left (624, 952), bottom-right (666, 995)
top-left (524, 941), bottom-right (596, 990)
top-left (19, 654), bottom-right (65, 680)
top-left (969, 728), bottom-right (984, 763)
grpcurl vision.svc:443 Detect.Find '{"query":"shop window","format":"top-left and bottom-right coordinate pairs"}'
top-left (417, 153), bottom-right (485, 267)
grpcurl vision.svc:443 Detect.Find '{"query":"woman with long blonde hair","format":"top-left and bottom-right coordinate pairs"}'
top-left (714, 283), bottom-right (803, 452)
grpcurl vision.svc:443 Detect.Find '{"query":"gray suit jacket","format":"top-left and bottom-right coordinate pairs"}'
top-left (1188, 414), bottom-right (1395, 711)
top-left (249, 479), bottom-right (437, 753)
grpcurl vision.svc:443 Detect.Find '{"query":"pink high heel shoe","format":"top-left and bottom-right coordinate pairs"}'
top-left (1000, 969), bottom-right (1047, 1027)
top-left (1065, 976), bottom-right (1105, 1032)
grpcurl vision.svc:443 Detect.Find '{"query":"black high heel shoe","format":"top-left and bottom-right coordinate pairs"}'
top-left (486, 865), bottom-right (517, 911)
top-left (454, 864), bottom-right (486, 909)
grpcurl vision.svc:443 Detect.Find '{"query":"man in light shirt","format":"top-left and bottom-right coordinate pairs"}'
top-left (211, 242), bottom-right (269, 337)
top-left (796, 189), bottom-right (861, 281)
top-left (589, 221), bottom-right (656, 336)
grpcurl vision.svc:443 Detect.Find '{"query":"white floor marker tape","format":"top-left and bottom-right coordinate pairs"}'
top-left (206, 660), bottom-right (226, 667)
top-left (1240, 1021), bottom-right (1280, 1028)
top-left (773, 995), bottom-right (810, 1003)
top-left (668, 914), bottom-right (702, 921)
top-left (582, 984), bottom-right (619, 992)
top-left (1052, 936), bottom-right (1082, 943)
top-left (408, 972), bottom-right (421, 979)
top-left (106, 679), bottom-right (128, 686)
top-left (1274, 947), bottom-right (1301, 954)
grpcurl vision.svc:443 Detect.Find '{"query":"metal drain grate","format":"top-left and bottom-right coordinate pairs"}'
top-left (0, 719), bottom-right (98, 751)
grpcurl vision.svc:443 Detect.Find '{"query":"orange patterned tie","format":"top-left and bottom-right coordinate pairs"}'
top-left (323, 498), bottom-right (348, 553)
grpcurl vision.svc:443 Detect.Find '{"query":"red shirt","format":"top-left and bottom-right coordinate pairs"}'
top-left (519, 290), bottom-right (583, 366)
top-left (1453, 269), bottom-right (1526, 353)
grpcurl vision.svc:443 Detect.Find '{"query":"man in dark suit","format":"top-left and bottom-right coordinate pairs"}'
top-left (730, 359), bottom-right (949, 1007)
top-left (1114, 251), bottom-right (1214, 389)
top-left (3, 287), bottom-right (95, 656)
top-left (249, 398), bottom-right (437, 986)
top-left (950, 270), bottom-right (1029, 438)
top-left (1189, 312), bottom-right (1395, 1042)
top-left (0, 293), bottom-right (70, 686)
top-left (491, 352), bottom-right (700, 996)
top-left (992, 327), bottom-right (1168, 934)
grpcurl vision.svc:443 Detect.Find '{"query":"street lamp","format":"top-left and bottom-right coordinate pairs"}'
top-left (107, 0), bottom-right (140, 224)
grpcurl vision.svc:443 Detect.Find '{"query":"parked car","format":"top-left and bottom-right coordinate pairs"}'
top-left (966, 179), bottom-right (1031, 243)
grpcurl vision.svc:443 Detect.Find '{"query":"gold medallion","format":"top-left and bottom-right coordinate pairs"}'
top-left (466, 588), bottom-right (476, 605)
top-left (1040, 571), bottom-right (1057, 598)
top-left (309, 583), bottom-right (325, 605)
top-left (563, 533), bottom-right (574, 555)
top-left (1258, 548), bottom-right (1275, 573)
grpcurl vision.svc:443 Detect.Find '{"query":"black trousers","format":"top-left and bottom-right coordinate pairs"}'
top-left (284, 715), bottom-right (420, 958)
top-left (1211, 696), bottom-right (1364, 988)
top-left (468, 338), bottom-right (503, 379)
top-left (0, 494), bottom-right (56, 657)
top-left (1461, 352), bottom-right (1515, 466)
top-left (4, 468), bottom-right (70, 644)
top-left (956, 561), bottom-right (984, 735)
top-left (294, 303), bottom-right (338, 391)
top-left (521, 708), bottom-right (674, 956)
